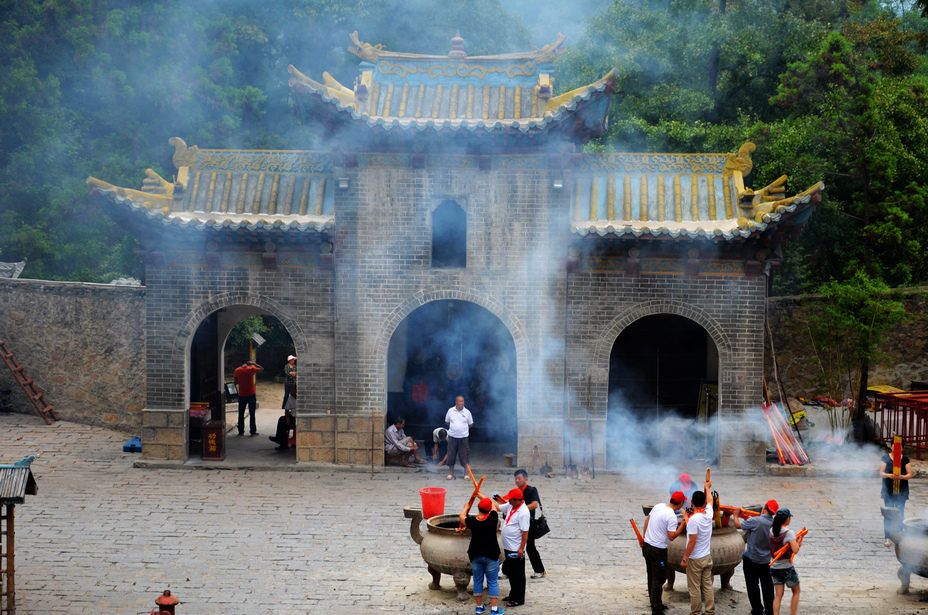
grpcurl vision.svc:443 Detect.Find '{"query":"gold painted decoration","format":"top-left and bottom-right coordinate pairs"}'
top-left (398, 83), bottom-right (409, 117)
top-left (221, 172), bottom-right (233, 213)
top-left (195, 150), bottom-right (333, 174)
top-left (376, 60), bottom-right (537, 80)
top-left (575, 153), bottom-right (729, 175)
top-left (415, 83), bottom-right (425, 118)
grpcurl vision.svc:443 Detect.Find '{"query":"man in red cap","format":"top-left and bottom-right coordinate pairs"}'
top-left (733, 500), bottom-right (779, 615)
top-left (642, 491), bottom-right (690, 613)
top-left (494, 487), bottom-right (530, 608)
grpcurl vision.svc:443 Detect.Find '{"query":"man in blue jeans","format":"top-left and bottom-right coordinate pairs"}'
top-left (733, 499), bottom-right (779, 615)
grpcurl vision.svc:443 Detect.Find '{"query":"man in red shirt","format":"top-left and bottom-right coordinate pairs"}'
top-left (233, 360), bottom-right (263, 436)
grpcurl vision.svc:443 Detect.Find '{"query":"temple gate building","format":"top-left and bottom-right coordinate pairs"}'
top-left (87, 33), bottom-right (823, 470)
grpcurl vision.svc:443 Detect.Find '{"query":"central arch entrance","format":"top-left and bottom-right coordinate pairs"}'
top-left (606, 314), bottom-right (719, 468)
top-left (387, 300), bottom-right (517, 459)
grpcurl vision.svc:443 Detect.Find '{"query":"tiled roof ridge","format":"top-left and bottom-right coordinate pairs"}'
top-left (347, 31), bottom-right (567, 64)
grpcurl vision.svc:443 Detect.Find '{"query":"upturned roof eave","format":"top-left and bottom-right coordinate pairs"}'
top-left (87, 177), bottom-right (335, 234)
top-left (570, 191), bottom-right (822, 242)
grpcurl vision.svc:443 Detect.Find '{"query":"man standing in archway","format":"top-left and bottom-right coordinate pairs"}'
top-left (444, 395), bottom-right (473, 480)
top-left (234, 360), bottom-right (263, 436)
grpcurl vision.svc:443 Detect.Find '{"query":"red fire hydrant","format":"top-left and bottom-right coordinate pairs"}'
top-left (154, 589), bottom-right (179, 615)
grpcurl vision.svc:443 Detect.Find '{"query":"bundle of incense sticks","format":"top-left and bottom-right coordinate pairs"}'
top-left (763, 402), bottom-right (808, 465)
top-left (718, 505), bottom-right (759, 517)
top-left (769, 527), bottom-right (808, 565)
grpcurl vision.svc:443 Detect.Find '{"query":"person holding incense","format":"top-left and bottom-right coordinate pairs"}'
top-left (681, 475), bottom-right (714, 615)
top-left (769, 509), bottom-right (800, 615)
top-left (733, 500), bottom-right (779, 615)
top-left (879, 441), bottom-right (913, 547)
top-left (460, 495), bottom-right (504, 615)
top-left (642, 491), bottom-right (689, 613)
top-left (495, 488), bottom-right (530, 608)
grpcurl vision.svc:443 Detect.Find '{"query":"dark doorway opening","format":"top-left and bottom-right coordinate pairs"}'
top-left (606, 314), bottom-right (719, 466)
top-left (387, 300), bottom-right (516, 449)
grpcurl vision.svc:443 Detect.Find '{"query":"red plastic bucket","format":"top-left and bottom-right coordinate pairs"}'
top-left (419, 487), bottom-right (447, 519)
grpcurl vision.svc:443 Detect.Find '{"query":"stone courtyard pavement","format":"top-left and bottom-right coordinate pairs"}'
top-left (2, 412), bottom-right (928, 615)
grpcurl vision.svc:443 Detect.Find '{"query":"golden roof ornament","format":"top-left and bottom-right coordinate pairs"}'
top-left (348, 31), bottom-right (385, 62)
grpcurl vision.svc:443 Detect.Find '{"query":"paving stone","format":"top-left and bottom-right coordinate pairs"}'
top-left (2, 412), bottom-right (928, 614)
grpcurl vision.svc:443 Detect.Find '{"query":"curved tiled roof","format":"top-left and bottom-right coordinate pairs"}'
top-left (89, 140), bottom-right (821, 243)
top-left (87, 139), bottom-right (335, 234)
top-left (288, 32), bottom-right (616, 139)
top-left (569, 145), bottom-right (824, 240)
top-left (289, 65), bottom-right (616, 135)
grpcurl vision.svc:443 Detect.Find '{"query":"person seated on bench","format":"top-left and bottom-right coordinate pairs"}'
top-left (384, 416), bottom-right (425, 467)
top-left (269, 408), bottom-right (294, 450)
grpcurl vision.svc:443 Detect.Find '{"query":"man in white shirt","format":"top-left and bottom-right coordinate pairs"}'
top-left (642, 491), bottom-right (689, 613)
top-left (443, 396), bottom-right (473, 480)
top-left (681, 477), bottom-right (714, 615)
top-left (495, 487), bottom-right (530, 608)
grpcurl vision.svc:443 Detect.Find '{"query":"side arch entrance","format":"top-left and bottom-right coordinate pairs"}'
top-left (606, 314), bottom-right (720, 468)
top-left (187, 304), bottom-right (297, 462)
top-left (387, 300), bottom-right (517, 458)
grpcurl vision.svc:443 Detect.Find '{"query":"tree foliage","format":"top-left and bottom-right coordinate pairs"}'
top-left (0, 0), bottom-right (530, 280)
top-left (805, 270), bottom-right (908, 441)
top-left (4, 0), bottom-right (928, 297)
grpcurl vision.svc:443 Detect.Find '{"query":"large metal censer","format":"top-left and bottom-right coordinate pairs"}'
top-left (881, 507), bottom-right (928, 593)
top-left (404, 506), bottom-right (501, 602)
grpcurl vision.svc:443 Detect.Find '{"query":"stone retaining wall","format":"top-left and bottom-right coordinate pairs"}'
top-left (766, 291), bottom-right (928, 396)
top-left (0, 278), bottom-right (145, 432)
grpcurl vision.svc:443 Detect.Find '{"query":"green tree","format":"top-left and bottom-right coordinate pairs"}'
top-left (766, 25), bottom-right (928, 290)
top-left (0, 0), bottom-right (532, 280)
top-left (805, 270), bottom-right (907, 443)
top-left (559, 0), bottom-right (846, 152)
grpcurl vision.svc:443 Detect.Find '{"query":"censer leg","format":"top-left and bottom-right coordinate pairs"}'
top-left (898, 566), bottom-right (911, 594)
top-left (428, 565), bottom-right (442, 590)
top-left (453, 571), bottom-right (471, 601)
top-left (720, 570), bottom-right (734, 590)
top-left (664, 568), bottom-right (675, 591)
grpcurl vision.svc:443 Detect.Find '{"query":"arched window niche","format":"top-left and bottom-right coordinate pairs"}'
top-left (431, 200), bottom-right (466, 268)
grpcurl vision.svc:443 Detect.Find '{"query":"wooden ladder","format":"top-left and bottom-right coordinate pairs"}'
top-left (0, 339), bottom-right (59, 424)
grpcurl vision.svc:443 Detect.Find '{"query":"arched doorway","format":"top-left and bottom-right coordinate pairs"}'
top-left (606, 314), bottom-right (719, 468)
top-left (188, 305), bottom-right (296, 461)
top-left (387, 300), bottom-right (517, 458)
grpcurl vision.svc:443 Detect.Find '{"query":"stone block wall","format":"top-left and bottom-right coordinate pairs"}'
top-left (296, 411), bottom-right (384, 464)
top-left (0, 278), bottom-right (145, 432)
top-left (766, 291), bottom-right (928, 396)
